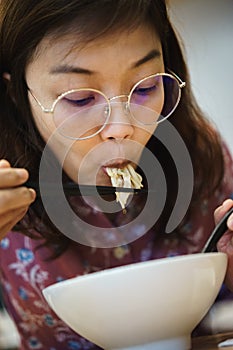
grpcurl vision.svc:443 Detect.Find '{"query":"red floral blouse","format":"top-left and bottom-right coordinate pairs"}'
top-left (0, 144), bottom-right (233, 350)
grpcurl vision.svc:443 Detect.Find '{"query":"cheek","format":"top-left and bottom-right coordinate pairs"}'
top-left (51, 137), bottom-right (98, 182)
top-left (136, 125), bottom-right (157, 145)
top-left (30, 103), bottom-right (55, 143)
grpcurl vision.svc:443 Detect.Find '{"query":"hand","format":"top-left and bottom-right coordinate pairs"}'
top-left (215, 199), bottom-right (233, 291)
top-left (0, 159), bottom-right (36, 240)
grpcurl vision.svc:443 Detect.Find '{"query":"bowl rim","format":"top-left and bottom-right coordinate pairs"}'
top-left (42, 252), bottom-right (227, 294)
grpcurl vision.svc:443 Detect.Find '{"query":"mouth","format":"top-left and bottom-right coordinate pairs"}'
top-left (103, 162), bottom-right (144, 210)
top-left (99, 160), bottom-right (133, 188)
top-left (102, 159), bottom-right (131, 172)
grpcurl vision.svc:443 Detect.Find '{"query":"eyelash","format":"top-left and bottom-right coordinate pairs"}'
top-left (133, 84), bottom-right (158, 96)
top-left (64, 95), bottom-right (95, 107)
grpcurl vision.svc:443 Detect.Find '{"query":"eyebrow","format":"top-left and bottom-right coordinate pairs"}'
top-left (132, 49), bottom-right (161, 68)
top-left (50, 65), bottom-right (94, 75)
top-left (49, 49), bottom-right (162, 75)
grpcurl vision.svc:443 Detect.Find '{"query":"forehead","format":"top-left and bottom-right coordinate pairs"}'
top-left (28, 25), bottom-right (162, 71)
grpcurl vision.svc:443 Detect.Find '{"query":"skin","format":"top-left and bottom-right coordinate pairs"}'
top-left (216, 199), bottom-right (233, 290)
top-left (0, 25), bottom-right (233, 291)
top-left (26, 25), bottom-right (162, 185)
top-left (1, 24), bottom-right (163, 238)
top-left (0, 159), bottom-right (36, 239)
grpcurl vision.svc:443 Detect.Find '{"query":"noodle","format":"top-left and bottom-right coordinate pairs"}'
top-left (106, 164), bottom-right (143, 209)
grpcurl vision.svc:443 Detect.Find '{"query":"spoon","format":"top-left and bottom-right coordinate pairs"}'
top-left (202, 207), bottom-right (233, 253)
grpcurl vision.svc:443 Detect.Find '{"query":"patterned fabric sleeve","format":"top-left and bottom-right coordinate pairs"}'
top-left (192, 141), bottom-right (233, 336)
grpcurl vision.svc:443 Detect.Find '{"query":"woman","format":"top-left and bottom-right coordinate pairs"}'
top-left (0, 0), bottom-right (233, 349)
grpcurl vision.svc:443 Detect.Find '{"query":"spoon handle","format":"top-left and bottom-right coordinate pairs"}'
top-left (202, 207), bottom-right (233, 253)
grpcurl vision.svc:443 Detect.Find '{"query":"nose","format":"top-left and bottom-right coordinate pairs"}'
top-left (100, 97), bottom-right (134, 140)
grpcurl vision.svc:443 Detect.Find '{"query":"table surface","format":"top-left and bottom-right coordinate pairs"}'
top-left (192, 332), bottom-right (233, 349)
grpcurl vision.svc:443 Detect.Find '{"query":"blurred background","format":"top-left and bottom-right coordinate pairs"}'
top-left (169, 0), bottom-right (233, 153)
top-left (0, 0), bottom-right (233, 349)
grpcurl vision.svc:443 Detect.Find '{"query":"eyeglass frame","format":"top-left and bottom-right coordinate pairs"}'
top-left (28, 70), bottom-right (186, 140)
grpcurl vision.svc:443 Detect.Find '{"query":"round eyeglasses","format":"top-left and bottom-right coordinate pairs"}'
top-left (29, 71), bottom-right (185, 140)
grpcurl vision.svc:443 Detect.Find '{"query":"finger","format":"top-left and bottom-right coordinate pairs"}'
top-left (214, 199), bottom-right (233, 224)
top-left (0, 167), bottom-right (29, 188)
top-left (0, 207), bottom-right (28, 240)
top-left (227, 211), bottom-right (233, 231)
top-left (0, 187), bottom-right (36, 214)
top-left (0, 206), bottom-right (28, 224)
top-left (0, 159), bottom-right (11, 168)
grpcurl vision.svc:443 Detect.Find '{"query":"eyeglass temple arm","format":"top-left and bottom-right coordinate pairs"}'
top-left (167, 68), bottom-right (186, 88)
top-left (27, 88), bottom-right (52, 113)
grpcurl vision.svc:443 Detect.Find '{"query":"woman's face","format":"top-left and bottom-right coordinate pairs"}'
top-left (26, 25), bottom-right (164, 186)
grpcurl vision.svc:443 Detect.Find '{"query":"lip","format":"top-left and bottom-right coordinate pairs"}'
top-left (102, 159), bottom-right (130, 170)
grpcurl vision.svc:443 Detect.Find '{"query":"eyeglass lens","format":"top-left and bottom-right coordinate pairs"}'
top-left (53, 74), bottom-right (181, 139)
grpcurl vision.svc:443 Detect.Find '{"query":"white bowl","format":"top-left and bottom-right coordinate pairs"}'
top-left (43, 252), bottom-right (227, 350)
